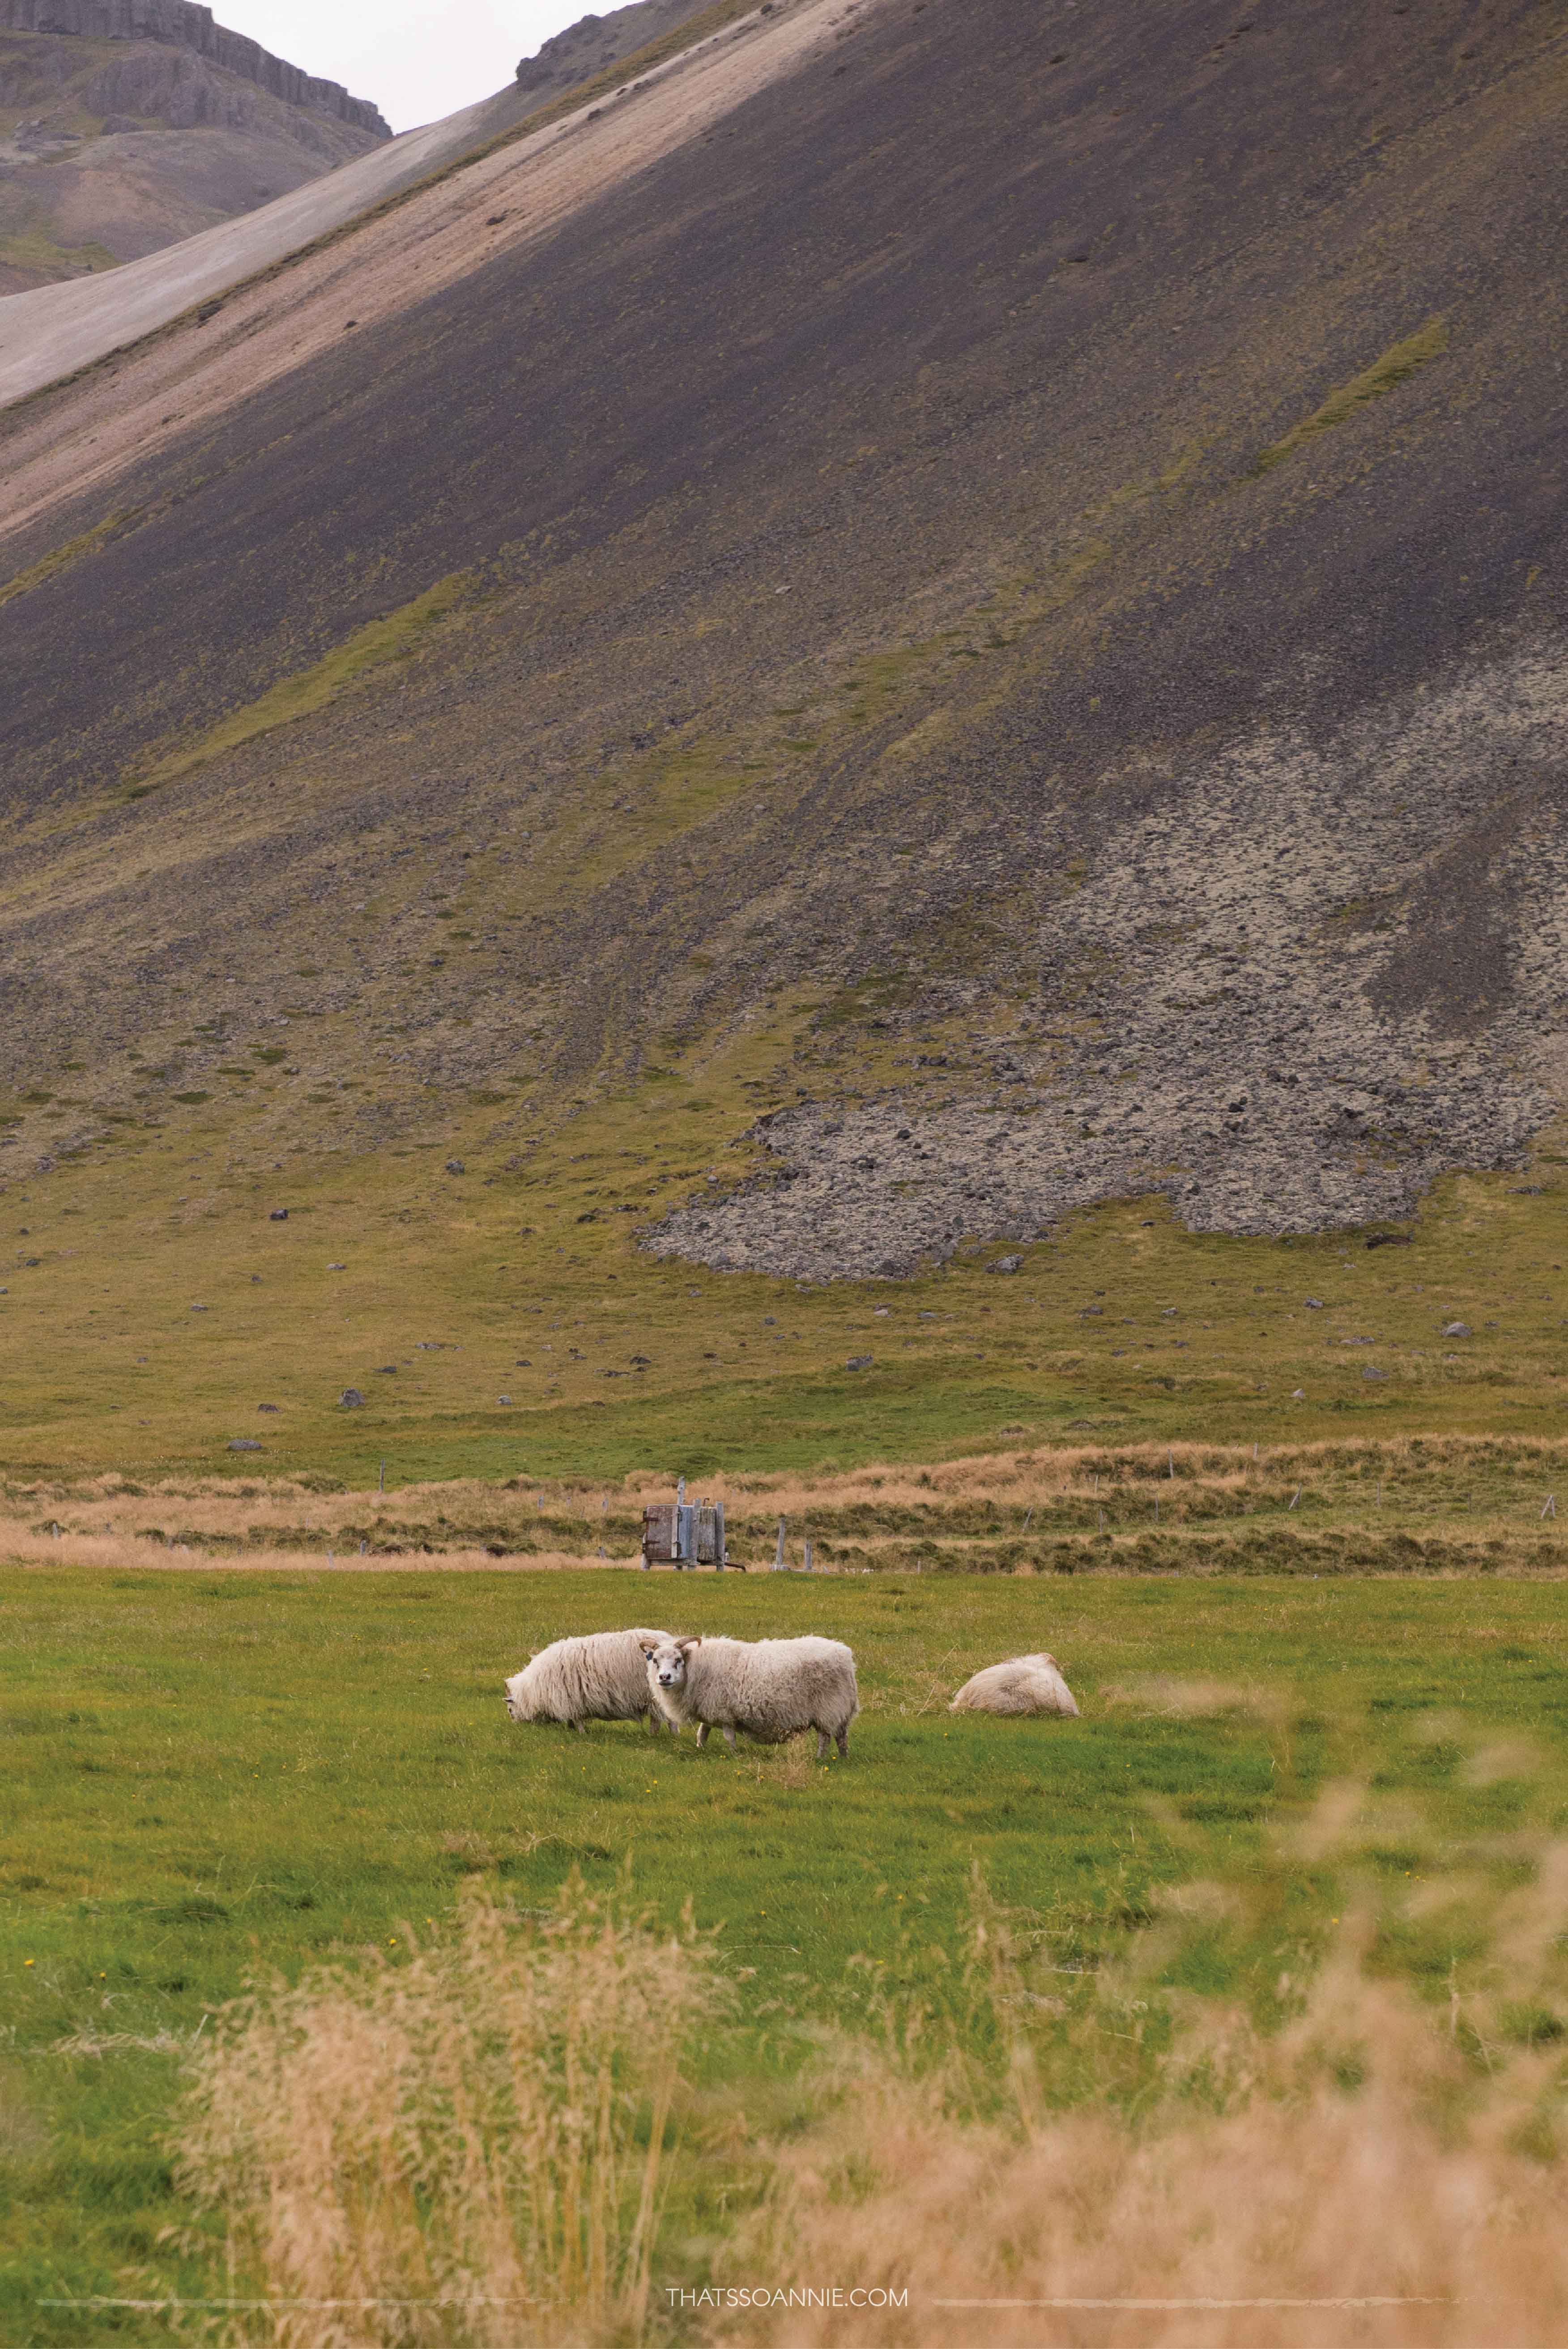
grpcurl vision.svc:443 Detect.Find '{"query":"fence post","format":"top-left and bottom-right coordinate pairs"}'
top-left (774, 1516), bottom-right (787, 1572)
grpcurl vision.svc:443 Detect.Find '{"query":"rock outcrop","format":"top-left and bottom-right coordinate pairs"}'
top-left (0, 0), bottom-right (388, 132)
top-left (514, 0), bottom-right (705, 102)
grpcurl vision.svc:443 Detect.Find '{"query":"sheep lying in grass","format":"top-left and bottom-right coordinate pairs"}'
top-left (950, 1653), bottom-right (1079, 1718)
top-left (504, 1629), bottom-right (676, 1734)
top-left (641, 1633), bottom-right (859, 1759)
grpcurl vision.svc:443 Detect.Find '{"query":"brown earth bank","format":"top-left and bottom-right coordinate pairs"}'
top-left (0, 0), bottom-right (1565, 1280)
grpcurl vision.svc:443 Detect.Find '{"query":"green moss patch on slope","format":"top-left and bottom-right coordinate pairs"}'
top-left (0, 501), bottom-right (137, 610)
top-left (1250, 317), bottom-right (1449, 477)
top-left (0, 223), bottom-right (115, 283)
top-left (120, 570), bottom-right (482, 798)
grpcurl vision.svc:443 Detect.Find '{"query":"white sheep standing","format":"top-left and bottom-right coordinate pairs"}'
top-left (641, 1633), bottom-right (859, 1759)
top-left (950, 1653), bottom-right (1080, 1718)
top-left (504, 1628), bottom-right (677, 1734)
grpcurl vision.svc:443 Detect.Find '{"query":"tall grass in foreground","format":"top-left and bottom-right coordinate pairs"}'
top-left (170, 1793), bottom-right (1568, 2349)
top-left (172, 1875), bottom-right (726, 2349)
top-left (729, 1816), bottom-right (1568, 2349)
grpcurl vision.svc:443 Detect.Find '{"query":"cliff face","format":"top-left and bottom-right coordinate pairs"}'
top-left (0, 0), bottom-right (388, 132)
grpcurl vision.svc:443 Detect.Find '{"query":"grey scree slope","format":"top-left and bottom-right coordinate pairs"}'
top-left (649, 639), bottom-right (1568, 1282)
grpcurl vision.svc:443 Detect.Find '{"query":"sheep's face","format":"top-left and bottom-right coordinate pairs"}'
top-left (643, 1638), bottom-right (690, 1692)
top-left (503, 1671), bottom-right (532, 1721)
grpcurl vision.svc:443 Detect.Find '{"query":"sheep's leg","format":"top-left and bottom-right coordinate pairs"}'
top-left (815, 1729), bottom-right (830, 1761)
top-left (665, 1714), bottom-right (679, 1736)
top-left (722, 1725), bottom-right (736, 1753)
top-left (572, 1719), bottom-right (587, 1736)
top-left (835, 1726), bottom-right (849, 1758)
top-left (695, 1722), bottom-right (709, 1748)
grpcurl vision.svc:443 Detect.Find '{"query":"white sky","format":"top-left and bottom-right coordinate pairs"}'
top-left (224, 0), bottom-right (584, 134)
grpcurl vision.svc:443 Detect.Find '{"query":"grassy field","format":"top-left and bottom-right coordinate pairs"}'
top-left (5, 1564), bottom-right (1568, 2341)
top-left (2, 1034), bottom-right (1568, 1487)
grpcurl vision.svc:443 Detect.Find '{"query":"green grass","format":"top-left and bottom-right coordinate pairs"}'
top-left (2, 1046), bottom-right (1567, 1485)
top-left (0, 226), bottom-right (115, 286)
top-left (119, 571), bottom-right (483, 798)
top-left (0, 508), bottom-right (135, 613)
top-left (1250, 316), bottom-right (1449, 475)
top-left (4, 1566), bottom-right (1568, 2339)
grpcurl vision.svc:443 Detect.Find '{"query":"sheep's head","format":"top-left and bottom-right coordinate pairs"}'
top-left (642, 1635), bottom-right (699, 1691)
top-left (503, 1667), bottom-right (534, 1721)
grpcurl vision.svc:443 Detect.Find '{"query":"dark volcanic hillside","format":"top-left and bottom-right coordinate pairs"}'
top-left (1, 0), bottom-right (1566, 1292)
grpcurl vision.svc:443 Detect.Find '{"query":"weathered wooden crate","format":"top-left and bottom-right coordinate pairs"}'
top-left (641, 1496), bottom-right (727, 1568)
top-left (641, 1503), bottom-right (677, 1563)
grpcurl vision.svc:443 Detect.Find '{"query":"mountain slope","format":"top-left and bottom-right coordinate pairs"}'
top-left (0, 0), bottom-right (1564, 1472)
top-left (0, 1), bottom-right (387, 293)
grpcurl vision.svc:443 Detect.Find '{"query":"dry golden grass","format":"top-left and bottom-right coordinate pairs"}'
top-left (171, 1872), bottom-right (728, 2349)
top-left (721, 1816), bottom-right (1568, 2349)
top-left (0, 1528), bottom-right (618, 1574)
top-left (725, 2017), bottom-right (1568, 2347)
top-left (166, 1782), bottom-right (1568, 2349)
top-left (9, 1433), bottom-right (1568, 1577)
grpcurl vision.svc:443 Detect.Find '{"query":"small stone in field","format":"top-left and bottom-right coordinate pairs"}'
top-left (1291, 1388), bottom-right (1305, 1398)
top-left (269, 1208), bottom-right (289, 1221)
top-left (846, 1355), bottom-right (873, 1370)
top-left (228, 1438), bottom-right (263, 1452)
top-left (1442, 1321), bottom-right (1471, 1337)
top-left (989, 1254), bottom-right (1023, 1274)
top-left (328, 1262), bottom-right (346, 1270)
top-left (1362, 1367), bottom-right (1387, 1379)
top-left (445, 1159), bottom-right (465, 1175)
top-left (1304, 1297), bottom-right (1325, 1309)
top-left (374, 1364), bottom-right (397, 1375)
top-left (339, 1387), bottom-right (366, 1408)
top-left (190, 1302), bottom-right (209, 1312)
top-left (497, 1394), bottom-right (513, 1405)
top-left (257, 1403), bottom-right (280, 1412)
